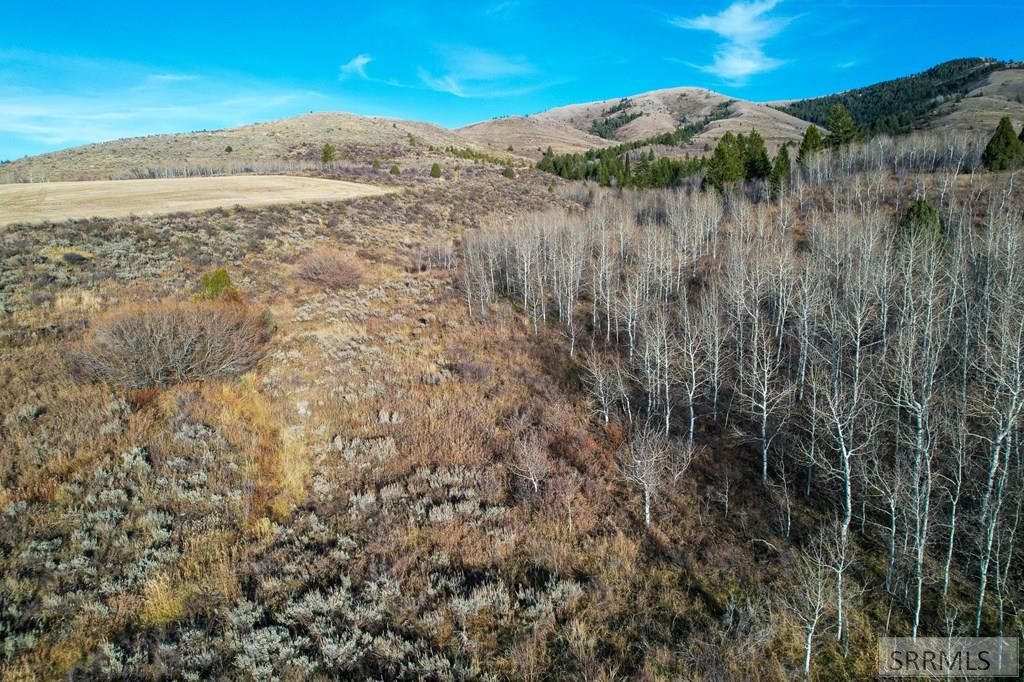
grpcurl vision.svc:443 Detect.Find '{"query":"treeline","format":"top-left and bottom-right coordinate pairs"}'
top-left (536, 102), bottom-right (733, 189)
top-left (445, 146), bottom-right (511, 166)
top-left (462, 172), bottom-right (1024, 673)
top-left (779, 57), bottom-right (1008, 136)
top-left (537, 147), bottom-right (704, 189)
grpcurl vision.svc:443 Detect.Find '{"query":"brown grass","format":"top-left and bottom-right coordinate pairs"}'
top-left (70, 300), bottom-right (270, 389)
top-left (0, 175), bottom-right (391, 226)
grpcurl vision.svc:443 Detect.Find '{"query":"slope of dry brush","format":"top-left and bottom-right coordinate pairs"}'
top-left (71, 301), bottom-right (270, 389)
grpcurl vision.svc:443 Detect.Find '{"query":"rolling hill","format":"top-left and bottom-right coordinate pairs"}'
top-left (0, 112), bottom-right (468, 183)
top-left (928, 66), bottom-right (1024, 133)
top-left (776, 58), bottom-right (1024, 136)
top-left (3, 58), bottom-right (1022, 185)
top-left (462, 86), bottom-right (812, 160)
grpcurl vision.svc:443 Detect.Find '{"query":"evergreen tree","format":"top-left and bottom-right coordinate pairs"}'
top-left (1020, 123), bottom-right (1024, 144)
top-left (898, 198), bottom-right (942, 242)
top-left (705, 132), bottom-right (745, 191)
top-left (824, 104), bottom-right (859, 147)
top-left (321, 143), bottom-right (336, 164)
top-left (770, 144), bottom-right (792, 195)
top-left (982, 117), bottom-right (1024, 171)
top-left (796, 126), bottom-right (823, 167)
top-left (430, 163), bottom-right (442, 178)
top-left (743, 129), bottom-right (772, 181)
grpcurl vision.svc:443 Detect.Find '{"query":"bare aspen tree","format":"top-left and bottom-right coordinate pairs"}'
top-left (619, 429), bottom-right (669, 528)
top-left (865, 449), bottom-right (908, 594)
top-left (618, 268), bottom-right (647, 360)
top-left (939, 410), bottom-right (967, 599)
top-left (699, 289), bottom-right (726, 422)
top-left (783, 533), bottom-right (835, 678)
top-left (583, 353), bottom-right (618, 425)
top-left (742, 317), bottom-right (794, 483)
top-left (693, 190), bottom-right (723, 261)
top-left (671, 439), bottom-right (702, 488)
top-left (635, 307), bottom-right (674, 434)
top-left (887, 234), bottom-right (949, 639)
top-left (809, 356), bottom-right (877, 643)
top-left (971, 224), bottom-right (1024, 634)
top-left (551, 220), bottom-right (588, 356)
top-left (675, 301), bottom-right (706, 446)
top-left (792, 265), bottom-right (820, 400)
top-left (549, 471), bottom-right (583, 537)
top-left (590, 212), bottom-right (618, 342)
top-left (991, 449), bottom-right (1021, 637)
top-left (509, 435), bottom-right (552, 497)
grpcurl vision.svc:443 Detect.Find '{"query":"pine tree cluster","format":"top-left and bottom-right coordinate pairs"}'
top-left (981, 116), bottom-right (1024, 171)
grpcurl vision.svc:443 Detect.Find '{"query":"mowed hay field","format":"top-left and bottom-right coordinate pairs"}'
top-left (0, 175), bottom-right (391, 225)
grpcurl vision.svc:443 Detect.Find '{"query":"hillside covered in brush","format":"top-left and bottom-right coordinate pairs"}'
top-left (777, 58), bottom-right (1015, 135)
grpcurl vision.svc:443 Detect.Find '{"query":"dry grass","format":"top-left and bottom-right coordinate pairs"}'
top-left (0, 156), bottom-right (922, 679)
top-left (0, 112), bottom-right (470, 183)
top-left (0, 175), bottom-right (391, 226)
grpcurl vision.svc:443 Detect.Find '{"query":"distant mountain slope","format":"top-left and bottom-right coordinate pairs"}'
top-left (455, 117), bottom-right (611, 159)
top-left (7, 57), bottom-right (1020, 184)
top-left (460, 86), bottom-right (811, 160)
top-left (0, 112), bottom-right (467, 183)
top-left (776, 58), bottom-right (1012, 135)
top-left (927, 67), bottom-right (1024, 134)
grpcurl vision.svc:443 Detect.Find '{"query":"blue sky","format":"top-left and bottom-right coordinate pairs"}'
top-left (2, 1), bottom-right (1021, 159)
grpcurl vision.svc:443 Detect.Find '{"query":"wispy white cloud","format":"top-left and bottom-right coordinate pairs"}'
top-left (0, 51), bottom-right (328, 157)
top-left (417, 47), bottom-right (537, 98)
top-left (671, 0), bottom-right (792, 84)
top-left (145, 73), bottom-right (200, 83)
top-left (484, 1), bottom-right (521, 15)
top-left (339, 54), bottom-right (373, 80)
top-left (835, 59), bottom-right (859, 69)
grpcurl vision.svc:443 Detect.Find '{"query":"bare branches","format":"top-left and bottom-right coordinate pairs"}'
top-left (508, 435), bottom-right (552, 497)
top-left (71, 301), bottom-right (270, 389)
top-left (297, 247), bottom-right (366, 290)
top-left (619, 429), bottom-right (669, 528)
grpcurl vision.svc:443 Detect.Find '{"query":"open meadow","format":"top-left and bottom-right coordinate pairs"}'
top-left (0, 175), bottom-right (391, 226)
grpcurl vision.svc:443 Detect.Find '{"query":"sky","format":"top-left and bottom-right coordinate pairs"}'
top-left (2, 1), bottom-right (1021, 159)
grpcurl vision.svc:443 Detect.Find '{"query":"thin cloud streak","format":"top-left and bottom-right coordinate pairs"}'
top-left (672, 0), bottom-right (792, 85)
top-left (417, 46), bottom-right (538, 98)
top-left (0, 52), bottom-right (330, 156)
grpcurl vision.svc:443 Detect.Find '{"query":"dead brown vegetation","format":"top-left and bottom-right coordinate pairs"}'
top-left (296, 247), bottom-right (366, 290)
top-left (70, 301), bottom-right (270, 389)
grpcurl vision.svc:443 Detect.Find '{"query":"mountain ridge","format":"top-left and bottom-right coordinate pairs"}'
top-left (3, 59), bottom-right (1022, 182)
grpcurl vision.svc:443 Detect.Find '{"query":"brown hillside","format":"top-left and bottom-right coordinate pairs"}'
top-left (0, 112), bottom-right (467, 183)
top-left (530, 86), bottom-right (811, 152)
top-left (455, 117), bottom-right (612, 160)
top-left (928, 67), bottom-right (1024, 134)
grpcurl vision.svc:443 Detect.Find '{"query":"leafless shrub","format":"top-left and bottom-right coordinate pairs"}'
top-left (411, 240), bottom-right (456, 272)
top-left (71, 301), bottom-right (270, 389)
top-left (508, 434), bottom-right (552, 496)
top-left (297, 247), bottom-right (365, 290)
